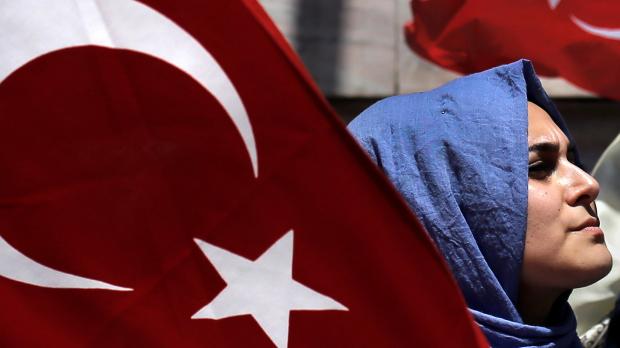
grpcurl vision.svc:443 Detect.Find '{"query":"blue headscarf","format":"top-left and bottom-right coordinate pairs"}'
top-left (348, 60), bottom-right (582, 347)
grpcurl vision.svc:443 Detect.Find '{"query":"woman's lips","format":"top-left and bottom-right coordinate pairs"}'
top-left (577, 226), bottom-right (605, 243)
top-left (572, 217), bottom-right (600, 231)
top-left (569, 217), bottom-right (605, 242)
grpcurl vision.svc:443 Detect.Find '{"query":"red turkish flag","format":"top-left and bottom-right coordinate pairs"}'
top-left (0, 1), bottom-right (487, 347)
top-left (405, 0), bottom-right (620, 99)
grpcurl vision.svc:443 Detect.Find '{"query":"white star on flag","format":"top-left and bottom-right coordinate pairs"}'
top-left (192, 230), bottom-right (348, 348)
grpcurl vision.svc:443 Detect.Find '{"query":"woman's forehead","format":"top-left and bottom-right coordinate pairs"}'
top-left (527, 102), bottom-right (569, 147)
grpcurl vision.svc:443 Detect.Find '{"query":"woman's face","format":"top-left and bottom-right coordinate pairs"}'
top-left (521, 102), bottom-right (612, 292)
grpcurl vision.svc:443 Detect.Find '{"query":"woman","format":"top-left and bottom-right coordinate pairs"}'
top-left (348, 60), bottom-right (612, 347)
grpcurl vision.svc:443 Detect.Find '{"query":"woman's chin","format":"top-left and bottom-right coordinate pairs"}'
top-left (573, 247), bottom-right (613, 289)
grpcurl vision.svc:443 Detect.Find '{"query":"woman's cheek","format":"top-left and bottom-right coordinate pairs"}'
top-left (526, 184), bottom-right (562, 245)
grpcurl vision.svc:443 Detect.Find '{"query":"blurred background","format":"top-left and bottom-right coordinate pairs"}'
top-left (259, 0), bottom-right (620, 171)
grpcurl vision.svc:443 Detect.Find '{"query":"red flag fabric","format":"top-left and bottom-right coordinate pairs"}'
top-left (405, 0), bottom-right (620, 99)
top-left (0, 1), bottom-right (487, 347)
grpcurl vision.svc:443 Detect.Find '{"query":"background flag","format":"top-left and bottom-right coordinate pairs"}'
top-left (405, 0), bottom-right (620, 99)
top-left (0, 0), bottom-right (487, 347)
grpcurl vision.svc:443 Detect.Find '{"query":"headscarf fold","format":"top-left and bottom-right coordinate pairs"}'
top-left (348, 60), bottom-right (582, 347)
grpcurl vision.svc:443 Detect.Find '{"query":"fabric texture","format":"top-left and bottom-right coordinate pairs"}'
top-left (348, 60), bottom-right (583, 347)
top-left (579, 316), bottom-right (609, 348)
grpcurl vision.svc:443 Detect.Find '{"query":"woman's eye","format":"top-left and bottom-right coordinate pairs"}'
top-left (528, 160), bottom-right (555, 180)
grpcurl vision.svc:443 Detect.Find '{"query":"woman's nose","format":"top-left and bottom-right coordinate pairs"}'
top-left (566, 162), bottom-right (600, 207)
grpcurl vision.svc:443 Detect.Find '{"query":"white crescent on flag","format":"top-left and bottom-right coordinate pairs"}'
top-left (0, 235), bottom-right (132, 291)
top-left (0, 0), bottom-right (258, 176)
top-left (571, 16), bottom-right (620, 41)
top-left (0, 0), bottom-right (258, 290)
top-left (548, 0), bottom-right (620, 40)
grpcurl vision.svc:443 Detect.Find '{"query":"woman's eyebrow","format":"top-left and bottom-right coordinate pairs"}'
top-left (528, 142), bottom-right (560, 152)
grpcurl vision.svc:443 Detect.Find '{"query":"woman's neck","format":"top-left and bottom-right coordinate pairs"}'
top-left (517, 284), bottom-right (565, 325)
